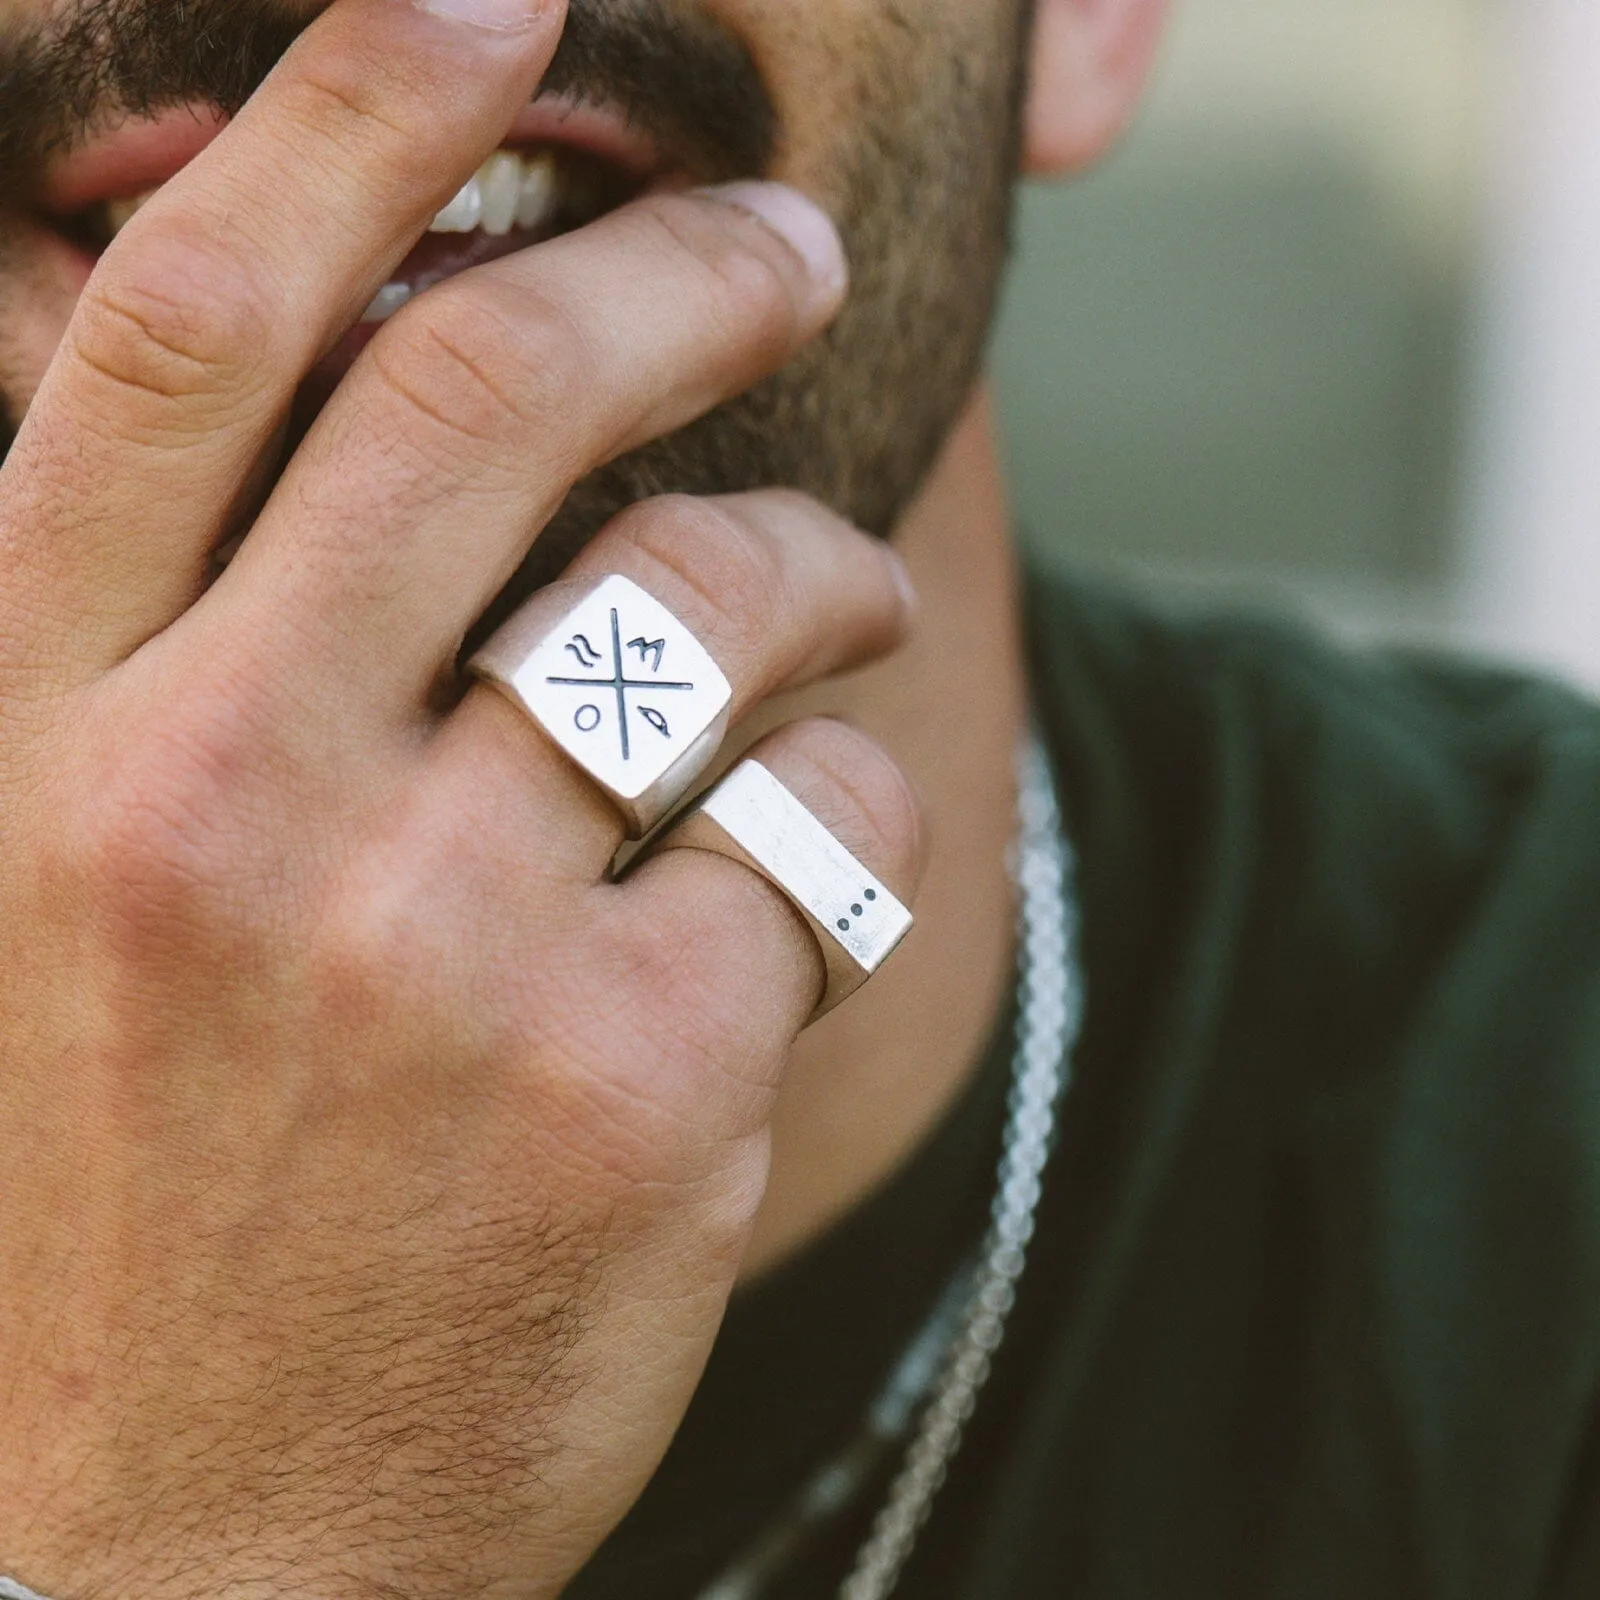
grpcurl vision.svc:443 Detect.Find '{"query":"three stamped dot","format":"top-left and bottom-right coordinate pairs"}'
top-left (837, 887), bottom-right (878, 933)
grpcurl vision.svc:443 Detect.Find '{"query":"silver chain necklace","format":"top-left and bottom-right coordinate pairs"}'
top-left (697, 733), bottom-right (1082, 1600)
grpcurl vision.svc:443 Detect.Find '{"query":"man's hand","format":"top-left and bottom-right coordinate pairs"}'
top-left (0, 0), bottom-right (921, 1594)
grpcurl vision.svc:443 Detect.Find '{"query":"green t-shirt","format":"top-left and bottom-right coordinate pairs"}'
top-left (570, 571), bottom-right (1600, 1599)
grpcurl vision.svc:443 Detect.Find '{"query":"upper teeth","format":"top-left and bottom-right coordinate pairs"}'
top-left (431, 149), bottom-right (561, 236)
top-left (103, 147), bottom-right (574, 243)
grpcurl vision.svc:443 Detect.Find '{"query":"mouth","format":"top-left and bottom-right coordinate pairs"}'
top-left (37, 96), bottom-right (684, 420)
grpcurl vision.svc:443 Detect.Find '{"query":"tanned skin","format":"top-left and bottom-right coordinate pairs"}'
top-left (0, 0), bottom-right (1165, 1593)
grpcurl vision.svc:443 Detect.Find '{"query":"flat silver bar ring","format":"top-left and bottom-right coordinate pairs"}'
top-left (658, 759), bottom-right (914, 1018)
top-left (469, 573), bottom-right (733, 838)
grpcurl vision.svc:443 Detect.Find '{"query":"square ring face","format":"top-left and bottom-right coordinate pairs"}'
top-left (502, 574), bottom-right (732, 821)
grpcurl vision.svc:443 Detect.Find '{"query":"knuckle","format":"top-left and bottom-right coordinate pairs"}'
top-left (616, 495), bottom-right (789, 655)
top-left (634, 197), bottom-right (802, 349)
top-left (56, 680), bottom-right (298, 963)
top-left (612, 909), bottom-right (738, 1055)
top-left (280, 60), bottom-right (424, 166)
top-left (553, 910), bottom-right (776, 1161)
top-left (72, 232), bottom-right (272, 414)
top-left (264, 60), bottom-right (452, 230)
top-left (370, 286), bottom-right (587, 458)
top-left (70, 720), bottom-right (254, 954)
top-left (308, 878), bottom-right (435, 1036)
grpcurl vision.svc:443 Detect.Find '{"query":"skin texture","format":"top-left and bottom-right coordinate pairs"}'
top-left (0, 0), bottom-right (1028, 601)
top-left (0, 0), bottom-right (1167, 1594)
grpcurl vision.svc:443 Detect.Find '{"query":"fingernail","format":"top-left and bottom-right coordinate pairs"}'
top-left (885, 548), bottom-right (919, 619)
top-left (698, 182), bottom-right (848, 299)
top-left (414, 0), bottom-right (551, 34)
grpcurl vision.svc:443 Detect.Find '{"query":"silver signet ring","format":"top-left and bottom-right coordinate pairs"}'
top-left (656, 759), bottom-right (914, 1019)
top-left (468, 574), bottom-right (733, 838)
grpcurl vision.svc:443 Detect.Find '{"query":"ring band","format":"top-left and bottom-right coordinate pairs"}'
top-left (655, 759), bottom-right (914, 1018)
top-left (468, 573), bottom-right (733, 838)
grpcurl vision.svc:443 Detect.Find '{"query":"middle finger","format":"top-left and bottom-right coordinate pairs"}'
top-left (6, 0), bottom-right (566, 681)
top-left (187, 182), bottom-right (847, 718)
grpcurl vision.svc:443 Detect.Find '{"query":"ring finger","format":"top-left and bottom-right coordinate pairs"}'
top-left (428, 487), bottom-right (914, 872)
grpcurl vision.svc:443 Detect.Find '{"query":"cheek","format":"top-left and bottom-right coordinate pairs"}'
top-left (708, 0), bottom-right (1003, 191)
top-left (709, 0), bottom-right (861, 187)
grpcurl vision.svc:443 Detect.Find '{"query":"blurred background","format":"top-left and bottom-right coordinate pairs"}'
top-left (993, 0), bottom-right (1600, 691)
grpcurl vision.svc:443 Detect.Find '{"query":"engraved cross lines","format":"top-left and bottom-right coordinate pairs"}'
top-left (545, 608), bottom-right (695, 763)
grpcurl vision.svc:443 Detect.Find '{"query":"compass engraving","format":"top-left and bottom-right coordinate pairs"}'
top-left (470, 572), bottom-right (732, 836)
top-left (628, 636), bottom-right (666, 672)
top-left (545, 608), bottom-right (695, 762)
top-left (565, 635), bottom-right (602, 669)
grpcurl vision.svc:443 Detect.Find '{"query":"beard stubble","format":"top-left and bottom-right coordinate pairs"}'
top-left (0, 0), bottom-right (1033, 623)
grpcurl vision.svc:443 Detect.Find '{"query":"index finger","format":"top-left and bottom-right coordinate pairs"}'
top-left (1, 0), bottom-right (567, 686)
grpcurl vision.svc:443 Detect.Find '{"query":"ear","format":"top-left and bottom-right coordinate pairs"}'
top-left (1022, 0), bottom-right (1171, 178)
